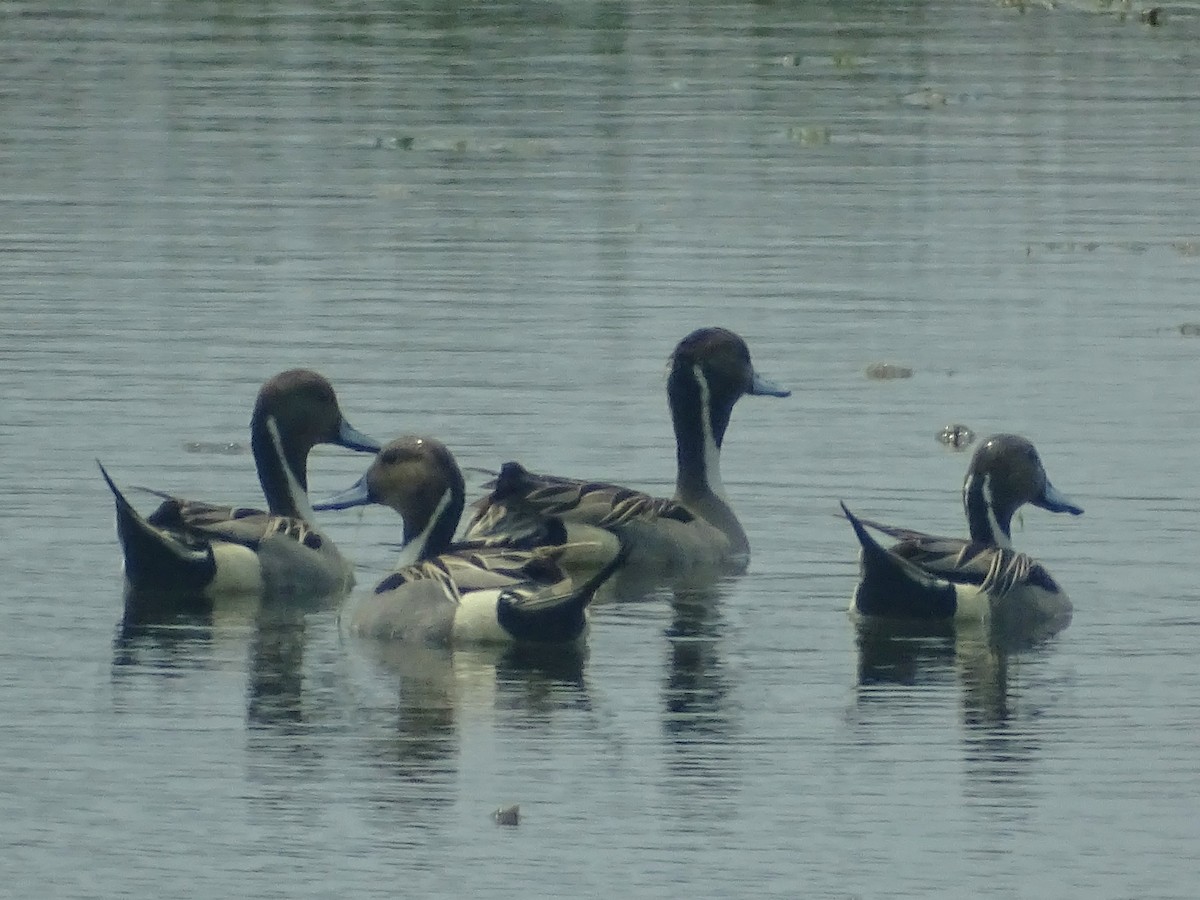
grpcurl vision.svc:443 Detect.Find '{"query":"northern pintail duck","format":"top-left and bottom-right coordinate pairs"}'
top-left (842, 434), bottom-right (1083, 627)
top-left (462, 327), bottom-right (790, 574)
top-left (99, 369), bottom-right (381, 602)
top-left (314, 436), bottom-right (626, 645)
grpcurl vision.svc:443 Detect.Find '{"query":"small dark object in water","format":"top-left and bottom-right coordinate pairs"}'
top-left (493, 804), bottom-right (520, 826)
top-left (865, 362), bottom-right (913, 380)
top-left (937, 424), bottom-right (976, 450)
top-left (1178, 323), bottom-right (1200, 336)
top-left (1140, 7), bottom-right (1161, 26)
top-left (181, 440), bottom-right (247, 455)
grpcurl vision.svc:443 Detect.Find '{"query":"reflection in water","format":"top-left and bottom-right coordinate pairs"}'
top-left (111, 588), bottom-right (263, 677)
top-left (491, 642), bottom-right (590, 713)
top-left (664, 583), bottom-right (733, 739)
top-left (348, 640), bottom-right (461, 796)
top-left (112, 615), bottom-right (217, 678)
top-left (855, 617), bottom-right (958, 690)
top-left (112, 590), bottom-right (334, 785)
top-left (245, 606), bottom-right (310, 730)
top-left (954, 626), bottom-right (1012, 727)
top-left (113, 580), bottom-right (594, 770)
top-left (854, 617), bottom-right (1057, 814)
top-left (955, 630), bottom-right (1047, 815)
top-left (112, 592), bottom-right (325, 759)
top-left (12, 0), bottom-right (1198, 891)
top-left (338, 635), bottom-right (593, 839)
top-left (362, 637), bottom-right (589, 719)
top-left (855, 615), bottom-right (1069, 721)
top-left (660, 579), bottom-right (741, 831)
top-left (348, 635), bottom-right (589, 781)
top-left (240, 605), bottom-right (335, 825)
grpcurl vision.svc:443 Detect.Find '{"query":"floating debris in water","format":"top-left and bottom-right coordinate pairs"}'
top-left (1028, 240), bottom-right (1154, 256)
top-left (998, 0), bottom-right (1160, 22)
top-left (372, 135), bottom-right (414, 150)
top-left (900, 88), bottom-right (947, 108)
top-left (1178, 324), bottom-right (1200, 336)
top-left (938, 424), bottom-right (976, 450)
top-left (366, 135), bottom-right (555, 156)
top-left (182, 441), bottom-right (247, 455)
top-left (492, 804), bottom-right (520, 827)
top-left (865, 362), bottom-right (914, 380)
top-left (786, 125), bottom-right (832, 146)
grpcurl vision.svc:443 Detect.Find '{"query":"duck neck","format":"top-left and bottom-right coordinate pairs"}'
top-left (397, 485), bottom-right (464, 568)
top-left (251, 415), bottom-right (315, 522)
top-left (671, 364), bottom-right (732, 500)
top-left (963, 473), bottom-right (1013, 549)
top-left (668, 363), bottom-right (748, 556)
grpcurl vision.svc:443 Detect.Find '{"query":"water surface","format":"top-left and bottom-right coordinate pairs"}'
top-left (3, 2), bottom-right (1199, 897)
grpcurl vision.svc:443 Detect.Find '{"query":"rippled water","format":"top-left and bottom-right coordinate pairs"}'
top-left (4, 1), bottom-right (1200, 897)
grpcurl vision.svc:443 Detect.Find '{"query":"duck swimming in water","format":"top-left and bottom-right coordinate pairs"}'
top-left (842, 434), bottom-right (1083, 628)
top-left (99, 369), bottom-right (381, 603)
top-left (463, 327), bottom-right (790, 575)
top-left (314, 436), bottom-right (626, 645)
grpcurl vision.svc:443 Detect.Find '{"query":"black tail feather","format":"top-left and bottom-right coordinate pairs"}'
top-left (496, 538), bottom-right (629, 644)
top-left (841, 502), bottom-right (956, 619)
top-left (98, 461), bottom-right (216, 594)
top-left (490, 461), bottom-right (537, 499)
top-left (579, 536), bottom-right (631, 598)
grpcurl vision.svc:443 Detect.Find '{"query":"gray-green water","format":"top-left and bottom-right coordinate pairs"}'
top-left (3, 2), bottom-right (1199, 896)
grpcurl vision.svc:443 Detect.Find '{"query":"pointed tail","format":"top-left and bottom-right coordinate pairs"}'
top-left (496, 535), bottom-right (629, 643)
top-left (840, 502), bottom-right (955, 619)
top-left (98, 461), bottom-right (216, 594)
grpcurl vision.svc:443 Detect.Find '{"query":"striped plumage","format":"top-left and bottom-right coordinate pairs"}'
top-left (313, 436), bottom-right (625, 645)
top-left (99, 369), bottom-right (380, 605)
top-left (842, 434), bottom-right (1083, 627)
top-left (463, 327), bottom-right (790, 575)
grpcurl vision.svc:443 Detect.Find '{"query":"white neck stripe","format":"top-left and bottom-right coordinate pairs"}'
top-left (694, 364), bottom-right (727, 501)
top-left (981, 474), bottom-right (1011, 550)
top-left (267, 416), bottom-right (317, 524)
top-left (396, 487), bottom-right (454, 569)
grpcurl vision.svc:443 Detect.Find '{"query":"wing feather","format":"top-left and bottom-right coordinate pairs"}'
top-left (875, 525), bottom-right (1059, 596)
top-left (465, 462), bottom-right (692, 542)
top-left (144, 496), bottom-right (322, 550)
